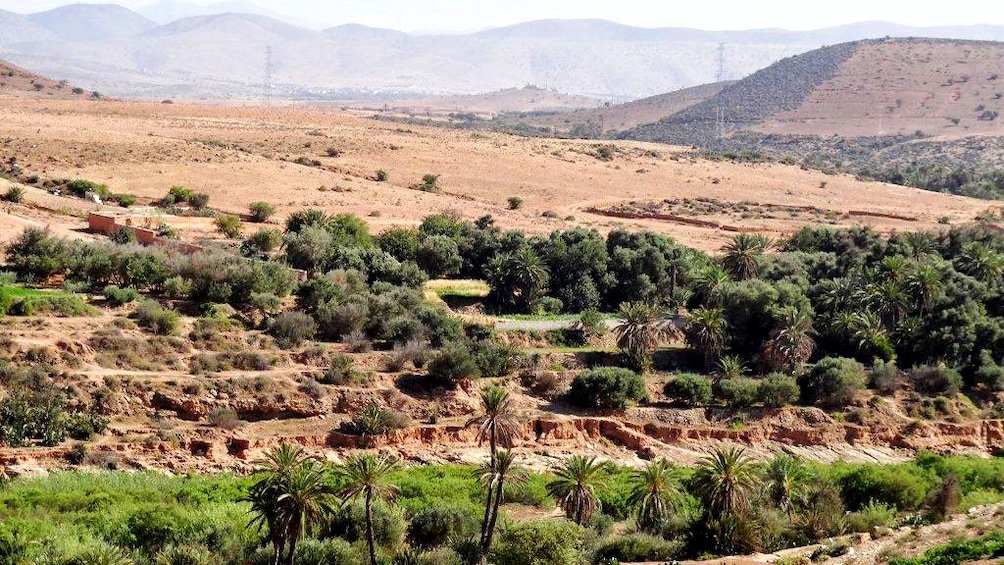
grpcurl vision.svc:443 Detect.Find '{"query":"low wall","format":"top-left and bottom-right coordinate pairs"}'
top-left (87, 213), bottom-right (203, 254)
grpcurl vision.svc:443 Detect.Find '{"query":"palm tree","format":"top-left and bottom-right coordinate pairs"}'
top-left (764, 454), bottom-right (809, 516)
top-left (685, 307), bottom-right (728, 369)
top-left (902, 231), bottom-right (935, 260)
top-left (721, 233), bottom-right (772, 281)
top-left (476, 450), bottom-right (527, 556)
top-left (957, 242), bottom-right (1004, 285)
top-left (694, 264), bottom-right (732, 307)
top-left (465, 386), bottom-right (522, 467)
top-left (284, 208), bottom-right (334, 234)
top-left (714, 355), bottom-right (747, 382)
top-left (614, 302), bottom-right (677, 372)
top-left (485, 247), bottom-right (549, 314)
top-left (692, 447), bottom-right (759, 516)
top-left (628, 459), bottom-right (679, 533)
top-left (761, 307), bottom-right (815, 374)
top-left (547, 455), bottom-right (611, 525)
top-left (906, 262), bottom-right (944, 315)
top-left (246, 444), bottom-right (336, 565)
top-left (334, 454), bottom-right (401, 565)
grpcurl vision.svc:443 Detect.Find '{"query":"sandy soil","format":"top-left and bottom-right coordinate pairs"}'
top-left (0, 97), bottom-right (992, 252)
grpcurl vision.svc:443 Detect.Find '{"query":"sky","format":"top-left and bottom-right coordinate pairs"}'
top-left (3, 0), bottom-right (1003, 32)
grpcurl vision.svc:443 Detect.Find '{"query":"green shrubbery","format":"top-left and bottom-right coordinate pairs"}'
top-left (569, 367), bottom-right (648, 409)
top-left (664, 373), bottom-right (712, 407)
top-left (799, 357), bottom-right (866, 407)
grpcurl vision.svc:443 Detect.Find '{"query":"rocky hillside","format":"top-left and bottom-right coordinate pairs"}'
top-left (0, 59), bottom-right (97, 99)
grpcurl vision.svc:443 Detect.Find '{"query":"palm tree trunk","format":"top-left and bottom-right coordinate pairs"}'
top-left (479, 479), bottom-right (495, 550)
top-left (366, 489), bottom-right (377, 565)
top-left (482, 476), bottom-right (505, 555)
top-left (283, 520), bottom-right (300, 565)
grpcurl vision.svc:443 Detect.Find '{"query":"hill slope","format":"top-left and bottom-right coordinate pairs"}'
top-left (619, 39), bottom-right (1004, 194)
top-left (0, 59), bottom-right (95, 99)
top-left (0, 8), bottom-right (58, 45)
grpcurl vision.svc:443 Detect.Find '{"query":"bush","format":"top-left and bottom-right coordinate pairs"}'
top-left (663, 373), bottom-right (712, 407)
top-left (2, 186), bottom-right (24, 203)
top-left (244, 229), bottom-right (283, 254)
top-left (323, 500), bottom-right (405, 550)
top-left (844, 501), bottom-right (897, 533)
top-left (406, 504), bottom-right (479, 549)
top-left (594, 534), bottom-right (682, 564)
top-left (115, 193), bottom-right (137, 208)
top-left (292, 539), bottom-right (361, 565)
top-left (338, 402), bottom-right (409, 436)
top-left (375, 170), bottom-right (389, 182)
top-left (489, 520), bottom-right (588, 565)
top-left (911, 364), bottom-right (963, 397)
top-left (188, 192), bottom-right (210, 210)
top-left (717, 378), bottom-right (759, 408)
top-left (426, 345), bottom-right (480, 387)
top-left (757, 373), bottom-right (800, 408)
top-left (800, 357), bottom-right (866, 408)
top-left (322, 353), bottom-right (359, 385)
top-left (65, 411), bottom-right (109, 440)
top-left (214, 214), bottom-right (243, 239)
top-left (248, 201), bottom-right (276, 223)
top-left (869, 360), bottom-right (902, 394)
top-left (507, 196), bottom-right (523, 210)
top-left (569, 367), bottom-right (647, 409)
top-left (837, 464), bottom-right (935, 511)
top-left (269, 311), bottom-right (317, 349)
top-left (208, 407), bottom-right (241, 429)
top-left (104, 285), bottom-right (138, 306)
top-left (134, 301), bottom-right (181, 336)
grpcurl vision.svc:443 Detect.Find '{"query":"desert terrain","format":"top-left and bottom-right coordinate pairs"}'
top-left (0, 96), bottom-right (993, 252)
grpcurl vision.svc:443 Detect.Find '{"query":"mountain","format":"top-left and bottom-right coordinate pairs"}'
top-left (3, 14), bottom-right (1004, 101)
top-left (0, 8), bottom-right (58, 45)
top-left (27, 4), bottom-right (156, 42)
top-left (138, 0), bottom-right (318, 29)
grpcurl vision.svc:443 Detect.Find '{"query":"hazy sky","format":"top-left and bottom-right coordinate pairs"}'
top-left (3, 0), bottom-right (1003, 32)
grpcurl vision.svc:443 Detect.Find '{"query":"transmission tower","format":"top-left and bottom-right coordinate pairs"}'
top-left (263, 46), bottom-right (274, 106)
top-left (715, 43), bottom-right (727, 141)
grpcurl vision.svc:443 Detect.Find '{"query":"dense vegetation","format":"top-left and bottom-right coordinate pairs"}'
top-left (0, 452), bottom-right (1001, 565)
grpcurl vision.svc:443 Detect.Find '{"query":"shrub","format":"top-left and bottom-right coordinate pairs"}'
top-left (244, 229), bottom-right (283, 254)
top-left (323, 500), bottom-right (405, 551)
top-left (338, 402), bottom-right (409, 436)
top-left (134, 301), bottom-right (181, 336)
top-left (844, 501), bottom-right (897, 533)
top-left (594, 534), bottom-right (682, 564)
top-left (208, 407), bottom-right (241, 429)
top-left (838, 464), bottom-right (935, 511)
top-left (0, 386), bottom-right (68, 447)
top-left (417, 174), bottom-right (439, 193)
top-left (717, 378), bottom-right (759, 408)
top-left (663, 373), bottom-right (712, 407)
top-left (322, 353), bottom-right (359, 385)
top-left (2, 186), bottom-right (24, 203)
top-left (214, 214), bottom-right (243, 239)
top-left (188, 192), bottom-right (210, 210)
top-left (406, 504), bottom-right (479, 549)
top-left (489, 520), bottom-right (588, 565)
top-left (869, 360), bottom-right (902, 394)
top-left (65, 411), bottom-right (109, 440)
top-left (269, 311), bottom-right (317, 349)
top-left (375, 170), bottom-right (388, 182)
top-left (426, 345), bottom-right (480, 388)
top-left (248, 201), bottom-right (276, 223)
top-left (292, 539), bottom-right (360, 565)
top-left (115, 193), bottom-right (137, 208)
top-left (757, 373), bottom-right (800, 408)
top-left (103, 285), bottom-right (138, 306)
top-left (911, 364), bottom-right (963, 397)
top-left (507, 196), bottom-right (523, 210)
top-left (109, 227), bottom-right (138, 245)
top-left (800, 357), bottom-right (866, 408)
top-left (325, 147), bottom-right (341, 158)
top-left (569, 367), bottom-right (648, 409)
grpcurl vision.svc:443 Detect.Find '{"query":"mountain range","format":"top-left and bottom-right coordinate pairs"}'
top-left (1, 3), bottom-right (1004, 100)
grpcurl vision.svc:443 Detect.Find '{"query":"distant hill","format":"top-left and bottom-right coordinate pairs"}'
top-left (369, 86), bottom-right (604, 115)
top-left (501, 81), bottom-right (733, 137)
top-left (27, 4), bottom-right (156, 42)
top-left (2, 8), bottom-right (1004, 100)
top-left (619, 38), bottom-right (1004, 195)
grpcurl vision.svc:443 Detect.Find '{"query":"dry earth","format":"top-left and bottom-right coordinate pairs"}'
top-left (0, 97), bottom-right (994, 251)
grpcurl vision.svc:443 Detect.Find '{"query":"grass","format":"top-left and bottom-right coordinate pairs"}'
top-left (424, 279), bottom-right (489, 298)
top-left (0, 285), bottom-right (97, 317)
